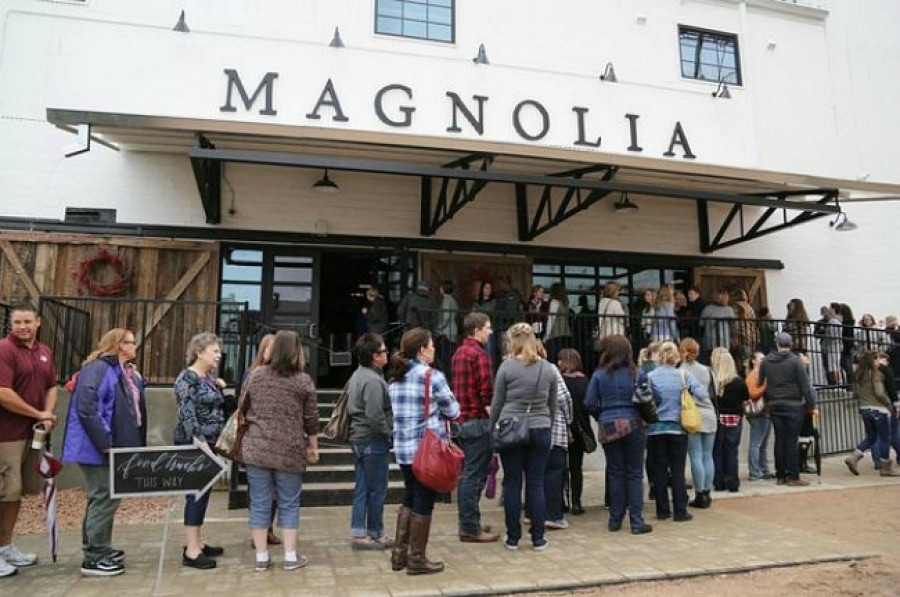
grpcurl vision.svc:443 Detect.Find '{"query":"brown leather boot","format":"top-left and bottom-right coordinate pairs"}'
top-left (390, 506), bottom-right (412, 572)
top-left (406, 513), bottom-right (444, 575)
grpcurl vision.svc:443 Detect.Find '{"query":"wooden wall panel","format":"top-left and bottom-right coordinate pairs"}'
top-left (0, 231), bottom-right (222, 384)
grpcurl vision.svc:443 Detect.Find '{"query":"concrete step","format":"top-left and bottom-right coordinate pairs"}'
top-left (303, 463), bottom-right (404, 484)
top-left (300, 481), bottom-right (407, 507)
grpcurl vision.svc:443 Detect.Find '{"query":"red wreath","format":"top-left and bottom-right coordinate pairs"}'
top-left (75, 249), bottom-right (131, 297)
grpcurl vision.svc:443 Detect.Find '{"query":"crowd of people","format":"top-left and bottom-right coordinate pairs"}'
top-left (1, 281), bottom-right (899, 579)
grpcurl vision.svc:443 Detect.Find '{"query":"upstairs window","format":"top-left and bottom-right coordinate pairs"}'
top-left (375, 0), bottom-right (454, 43)
top-left (679, 26), bottom-right (742, 85)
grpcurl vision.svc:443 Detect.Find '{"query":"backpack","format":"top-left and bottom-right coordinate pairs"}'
top-left (322, 382), bottom-right (351, 442)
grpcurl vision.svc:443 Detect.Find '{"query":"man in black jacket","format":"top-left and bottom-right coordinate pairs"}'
top-left (759, 332), bottom-right (815, 487)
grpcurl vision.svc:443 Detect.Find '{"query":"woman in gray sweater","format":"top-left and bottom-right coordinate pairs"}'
top-left (489, 323), bottom-right (557, 551)
top-left (347, 333), bottom-right (394, 550)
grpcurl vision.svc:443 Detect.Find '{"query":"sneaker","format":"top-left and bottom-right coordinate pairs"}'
top-left (182, 549), bottom-right (216, 570)
top-left (254, 558), bottom-right (273, 572)
top-left (351, 537), bottom-right (384, 550)
top-left (502, 535), bottom-right (518, 551)
top-left (81, 556), bottom-right (125, 577)
top-left (0, 545), bottom-right (37, 567)
top-left (0, 558), bottom-right (17, 578)
top-left (283, 555), bottom-right (308, 571)
top-left (533, 538), bottom-right (549, 552)
top-left (201, 544), bottom-right (224, 558)
top-left (106, 549), bottom-right (125, 564)
top-left (544, 519), bottom-right (569, 530)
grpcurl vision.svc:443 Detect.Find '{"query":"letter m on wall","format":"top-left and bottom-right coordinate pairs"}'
top-left (220, 69), bottom-right (279, 115)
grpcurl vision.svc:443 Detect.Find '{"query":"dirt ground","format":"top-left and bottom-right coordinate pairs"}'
top-left (519, 485), bottom-right (900, 597)
top-left (17, 486), bottom-right (900, 596)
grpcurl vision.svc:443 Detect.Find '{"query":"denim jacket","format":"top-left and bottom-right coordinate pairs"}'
top-left (647, 365), bottom-right (708, 434)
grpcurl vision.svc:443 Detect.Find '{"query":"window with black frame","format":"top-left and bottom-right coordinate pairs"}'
top-left (375, 0), bottom-right (454, 43)
top-left (679, 25), bottom-right (742, 85)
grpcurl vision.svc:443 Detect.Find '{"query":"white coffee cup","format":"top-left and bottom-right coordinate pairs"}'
top-left (31, 423), bottom-right (48, 450)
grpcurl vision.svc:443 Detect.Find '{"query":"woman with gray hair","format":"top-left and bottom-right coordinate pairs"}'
top-left (173, 332), bottom-right (227, 570)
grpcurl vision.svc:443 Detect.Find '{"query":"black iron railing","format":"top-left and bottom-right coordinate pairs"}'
top-left (402, 307), bottom-right (890, 455)
top-left (39, 296), bottom-right (251, 386)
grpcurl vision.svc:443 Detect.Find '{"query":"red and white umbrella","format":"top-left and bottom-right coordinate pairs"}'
top-left (34, 449), bottom-right (63, 563)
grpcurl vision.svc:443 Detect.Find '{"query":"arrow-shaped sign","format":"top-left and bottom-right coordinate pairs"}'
top-left (109, 438), bottom-right (228, 499)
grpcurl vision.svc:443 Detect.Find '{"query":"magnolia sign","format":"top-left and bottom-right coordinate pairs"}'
top-left (218, 69), bottom-right (698, 159)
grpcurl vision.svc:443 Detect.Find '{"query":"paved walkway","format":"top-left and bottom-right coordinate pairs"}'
top-left (6, 454), bottom-right (896, 597)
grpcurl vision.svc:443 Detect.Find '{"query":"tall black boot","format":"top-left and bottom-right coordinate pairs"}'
top-left (570, 469), bottom-right (585, 515)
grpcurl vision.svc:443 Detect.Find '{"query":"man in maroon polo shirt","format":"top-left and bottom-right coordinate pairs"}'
top-left (0, 303), bottom-right (57, 577)
top-left (450, 311), bottom-right (499, 543)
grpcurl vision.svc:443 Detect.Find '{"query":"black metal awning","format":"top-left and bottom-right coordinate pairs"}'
top-left (47, 108), bottom-right (855, 254)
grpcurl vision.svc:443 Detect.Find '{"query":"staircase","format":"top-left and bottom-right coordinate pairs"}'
top-left (228, 388), bottom-right (406, 508)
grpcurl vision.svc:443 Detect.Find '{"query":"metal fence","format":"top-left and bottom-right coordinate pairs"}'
top-left (39, 296), bottom-right (251, 386)
top-left (409, 307), bottom-right (885, 455)
top-left (0, 301), bottom-right (10, 336)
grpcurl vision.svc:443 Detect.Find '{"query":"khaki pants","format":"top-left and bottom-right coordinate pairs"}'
top-left (0, 440), bottom-right (42, 502)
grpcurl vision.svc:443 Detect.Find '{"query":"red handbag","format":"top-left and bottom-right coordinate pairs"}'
top-left (412, 369), bottom-right (465, 493)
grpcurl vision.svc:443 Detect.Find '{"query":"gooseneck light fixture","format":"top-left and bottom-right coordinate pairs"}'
top-left (313, 169), bottom-right (339, 193)
top-left (473, 44), bottom-right (489, 65)
top-left (600, 62), bottom-right (617, 82)
top-left (614, 192), bottom-right (639, 212)
top-left (712, 80), bottom-right (731, 99)
top-left (173, 10), bottom-right (190, 33)
top-left (329, 27), bottom-right (344, 48)
top-left (829, 211), bottom-right (858, 232)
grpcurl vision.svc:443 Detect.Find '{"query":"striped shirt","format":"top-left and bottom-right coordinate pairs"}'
top-left (550, 365), bottom-right (573, 449)
top-left (388, 360), bottom-right (460, 465)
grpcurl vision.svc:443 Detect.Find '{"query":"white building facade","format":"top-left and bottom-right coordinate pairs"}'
top-left (1, 0), bottom-right (898, 341)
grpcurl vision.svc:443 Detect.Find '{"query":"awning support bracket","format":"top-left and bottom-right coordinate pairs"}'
top-left (517, 164), bottom-right (618, 241)
top-left (421, 153), bottom-right (494, 236)
top-left (699, 188), bottom-right (839, 253)
top-left (190, 134), bottom-right (222, 225)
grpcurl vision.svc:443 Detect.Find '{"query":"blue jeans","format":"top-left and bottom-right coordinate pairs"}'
top-left (544, 446), bottom-right (568, 522)
top-left (350, 439), bottom-right (390, 538)
top-left (245, 464), bottom-right (303, 529)
top-left (714, 422), bottom-right (743, 491)
top-left (857, 409), bottom-right (892, 461)
top-left (499, 427), bottom-right (551, 546)
top-left (184, 489), bottom-right (212, 526)
top-left (602, 426), bottom-right (646, 528)
top-left (687, 432), bottom-right (715, 492)
top-left (455, 419), bottom-right (492, 535)
top-left (747, 415), bottom-right (772, 479)
top-left (770, 406), bottom-right (803, 481)
top-left (648, 433), bottom-right (689, 518)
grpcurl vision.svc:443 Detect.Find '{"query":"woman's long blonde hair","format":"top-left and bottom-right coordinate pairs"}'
top-left (711, 347), bottom-right (738, 396)
top-left (84, 328), bottom-right (133, 365)
top-left (505, 322), bottom-right (541, 364)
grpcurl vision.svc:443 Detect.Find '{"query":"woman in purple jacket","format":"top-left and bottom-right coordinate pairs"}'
top-left (63, 328), bottom-right (147, 577)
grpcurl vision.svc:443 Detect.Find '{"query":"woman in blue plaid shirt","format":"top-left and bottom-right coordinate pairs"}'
top-left (386, 328), bottom-right (459, 576)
